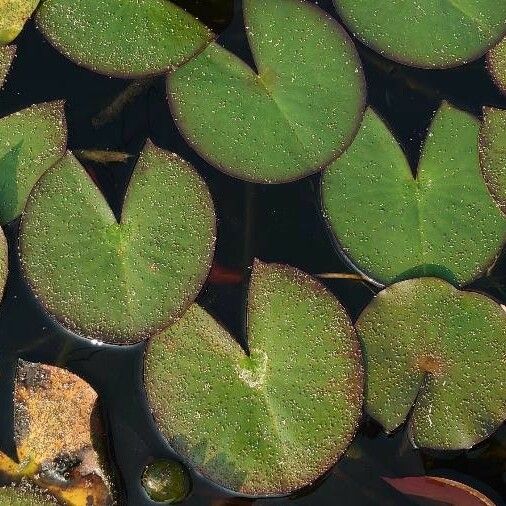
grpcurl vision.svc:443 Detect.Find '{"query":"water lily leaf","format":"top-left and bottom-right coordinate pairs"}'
top-left (356, 277), bottom-right (506, 450)
top-left (36, 0), bottom-right (213, 78)
top-left (479, 107), bottom-right (506, 214)
top-left (145, 261), bottom-right (363, 496)
top-left (0, 0), bottom-right (40, 45)
top-left (20, 142), bottom-right (216, 343)
top-left (0, 45), bottom-right (15, 88)
top-left (321, 103), bottom-right (506, 286)
top-left (0, 101), bottom-right (66, 225)
top-left (0, 360), bottom-right (114, 505)
top-left (0, 485), bottom-right (58, 505)
top-left (383, 476), bottom-right (495, 506)
top-left (488, 36), bottom-right (506, 94)
top-left (333, 0), bottom-right (506, 68)
top-left (167, 0), bottom-right (365, 183)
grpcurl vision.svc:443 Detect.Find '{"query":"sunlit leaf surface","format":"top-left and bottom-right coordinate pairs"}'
top-left (0, 360), bottom-right (114, 505)
top-left (145, 261), bottom-right (363, 496)
top-left (0, 0), bottom-right (39, 45)
top-left (480, 107), bottom-right (506, 214)
top-left (488, 36), bottom-right (506, 94)
top-left (333, 0), bottom-right (506, 68)
top-left (0, 45), bottom-right (15, 88)
top-left (20, 142), bottom-right (216, 343)
top-left (0, 484), bottom-right (58, 505)
top-left (36, 0), bottom-right (213, 77)
top-left (357, 277), bottom-right (506, 449)
top-left (322, 103), bottom-right (506, 286)
top-left (168, 0), bottom-right (365, 183)
top-left (0, 101), bottom-right (66, 224)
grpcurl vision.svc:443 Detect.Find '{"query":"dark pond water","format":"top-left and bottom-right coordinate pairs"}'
top-left (0, 0), bottom-right (505, 504)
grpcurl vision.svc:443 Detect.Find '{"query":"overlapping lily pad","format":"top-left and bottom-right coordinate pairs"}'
top-left (333, 0), bottom-right (506, 68)
top-left (20, 142), bottom-right (216, 343)
top-left (357, 277), bottom-right (506, 450)
top-left (321, 103), bottom-right (506, 286)
top-left (168, 0), bottom-right (365, 183)
top-left (488, 36), bottom-right (506, 94)
top-left (0, 101), bottom-right (66, 224)
top-left (0, 485), bottom-right (58, 505)
top-left (145, 261), bottom-right (363, 496)
top-left (0, 360), bottom-right (114, 505)
top-left (36, 0), bottom-right (213, 77)
top-left (0, 45), bottom-right (15, 88)
top-left (479, 107), bottom-right (506, 214)
top-left (0, 0), bottom-right (40, 45)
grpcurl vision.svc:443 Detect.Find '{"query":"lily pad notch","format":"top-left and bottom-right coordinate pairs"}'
top-left (168, 0), bottom-right (365, 183)
top-left (19, 141), bottom-right (216, 344)
top-left (322, 102), bottom-right (506, 287)
top-left (357, 277), bottom-right (506, 450)
top-left (145, 260), bottom-right (363, 496)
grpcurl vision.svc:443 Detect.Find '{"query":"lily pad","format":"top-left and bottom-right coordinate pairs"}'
top-left (36, 0), bottom-right (213, 78)
top-left (479, 107), bottom-right (506, 214)
top-left (488, 36), bottom-right (506, 94)
top-left (333, 0), bottom-right (506, 68)
top-left (145, 261), bottom-right (363, 496)
top-left (0, 360), bottom-right (114, 505)
top-left (321, 103), bottom-right (506, 286)
top-left (0, 485), bottom-right (58, 505)
top-left (356, 277), bottom-right (506, 450)
top-left (0, 101), bottom-right (66, 225)
top-left (167, 0), bottom-right (365, 183)
top-left (0, 0), bottom-right (39, 45)
top-left (20, 142), bottom-right (216, 343)
top-left (0, 45), bottom-right (15, 88)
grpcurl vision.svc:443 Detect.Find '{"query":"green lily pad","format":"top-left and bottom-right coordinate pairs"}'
top-left (145, 261), bottom-right (363, 496)
top-left (0, 486), bottom-right (57, 505)
top-left (0, 0), bottom-right (40, 45)
top-left (480, 107), bottom-right (506, 215)
top-left (356, 277), bottom-right (506, 450)
top-left (488, 36), bottom-right (506, 94)
top-left (36, 0), bottom-right (213, 78)
top-left (20, 142), bottom-right (216, 343)
top-left (0, 45), bottom-right (15, 88)
top-left (0, 101), bottom-right (66, 224)
top-left (321, 103), bottom-right (506, 286)
top-left (167, 0), bottom-right (365, 183)
top-left (333, 0), bottom-right (506, 68)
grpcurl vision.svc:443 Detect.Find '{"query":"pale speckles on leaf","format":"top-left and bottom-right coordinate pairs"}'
top-left (0, 100), bottom-right (67, 225)
top-left (333, 0), bottom-right (506, 68)
top-left (19, 142), bottom-right (216, 343)
top-left (479, 107), bottom-right (506, 215)
top-left (322, 103), bottom-right (506, 286)
top-left (36, 0), bottom-right (213, 77)
top-left (357, 277), bottom-right (506, 450)
top-left (488, 36), bottom-right (506, 94)
top-left (0, 0), bottom-right (40, 45)
top-left (168, 0), bottom-right (365, 183)
top-left (0, 484), bottom-right (58, 505)
top-left (0, 45), bottom-right (15, 88)
top-left (145, 261), bottom-right (363, 496)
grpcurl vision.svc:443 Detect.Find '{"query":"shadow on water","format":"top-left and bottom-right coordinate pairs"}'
top-left (0, 0), bottom-right (504, 504)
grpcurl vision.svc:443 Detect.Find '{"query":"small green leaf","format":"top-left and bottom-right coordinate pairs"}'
top-left (168, 0), bottom-right (365, 183)
top-left (20, 142), bottom-right (216, 343)
top-left (0, 0), bottom-right (40, 45)
top-left (357, 277), bottom-right (506, 450)
top-left (36, 0), bottom-right (213, 78)
top-left (480, 108), bottom-right (506, 215)
top-left (0, 486), bottom-right (57, 505)
top-left (333, 0), bottom-right (506, 68)
top-left (0, 45), bottom-right (15, 88)
top-left (321, 103), bottom-right (506, 286)
top-left (0, 101), bottom-right (66, 224)
top-left (142, 459), bottom-right (191, 504)
top-left (145, 261), bottom-right (363, 496)
top-left (488, 36), bottom-right (506, 94)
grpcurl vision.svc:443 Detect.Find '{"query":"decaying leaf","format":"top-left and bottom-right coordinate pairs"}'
top-left (0, 360), bottom-right (115, 505)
